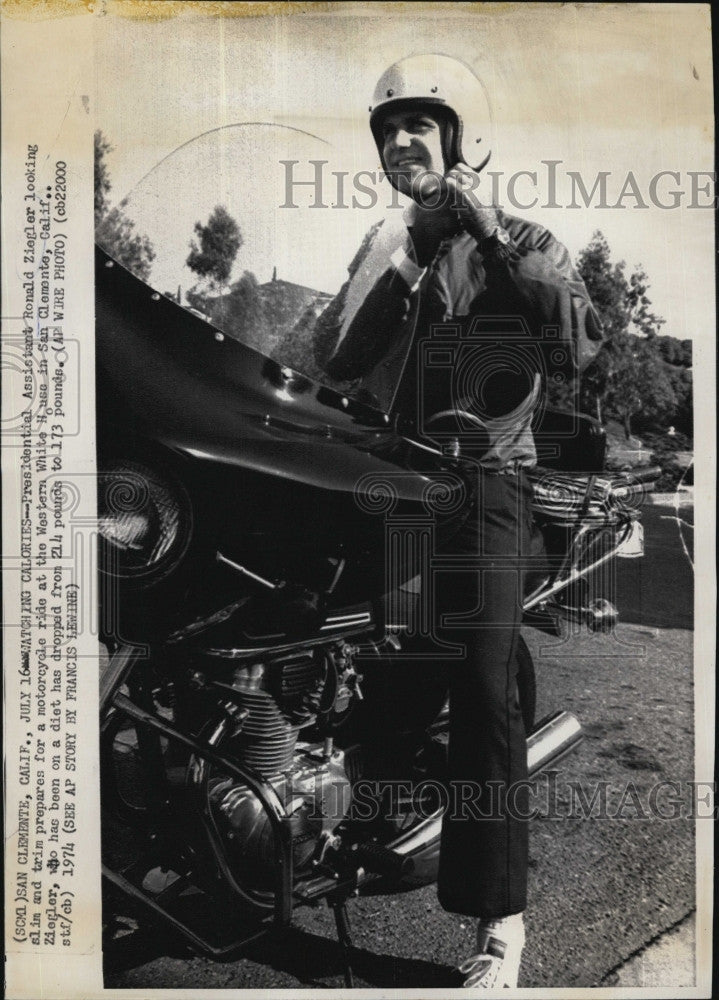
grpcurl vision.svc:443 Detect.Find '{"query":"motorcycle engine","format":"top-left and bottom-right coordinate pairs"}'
top-left (200, 649), bottom-right (356, 892)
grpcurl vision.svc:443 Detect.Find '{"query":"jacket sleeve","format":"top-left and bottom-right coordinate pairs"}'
top-left (312, 222), bottom-right (421, 381)
top-left (436, 223), bottom-right (604, 419)
top-left (505, 220), bottom-right (604, 370)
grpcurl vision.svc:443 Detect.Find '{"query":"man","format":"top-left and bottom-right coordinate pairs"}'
top-left (313, 53), bottom-right (602, 988)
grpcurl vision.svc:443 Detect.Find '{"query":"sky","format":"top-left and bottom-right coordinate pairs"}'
top-left (94, 3), bottom-right (714, 343)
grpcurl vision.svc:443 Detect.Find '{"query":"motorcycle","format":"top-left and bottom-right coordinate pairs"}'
top-left (97, 125), bottom-right (659, 984)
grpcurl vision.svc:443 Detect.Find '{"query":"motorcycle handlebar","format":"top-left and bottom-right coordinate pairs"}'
top-left (613, 465), bottom-right (663, 486)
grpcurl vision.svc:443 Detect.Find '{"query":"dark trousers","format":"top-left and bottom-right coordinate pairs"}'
top-left (435, 470), bottom-right (533, 919)
top-left (359, 470), bottom-right (533, 919)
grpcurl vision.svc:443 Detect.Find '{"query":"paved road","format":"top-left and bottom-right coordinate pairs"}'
top-left (104, 503), bottom-right (696, 989)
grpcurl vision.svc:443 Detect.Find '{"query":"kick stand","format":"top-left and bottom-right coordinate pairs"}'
top-left (330, 898), bottom-right (355, 988)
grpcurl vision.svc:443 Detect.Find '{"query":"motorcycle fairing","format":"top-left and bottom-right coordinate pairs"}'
top-left (95, 246), bottom-right (465, 505)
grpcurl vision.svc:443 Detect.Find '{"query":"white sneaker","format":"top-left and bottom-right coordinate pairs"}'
top-left (458, 913), bottom-right (525, 988)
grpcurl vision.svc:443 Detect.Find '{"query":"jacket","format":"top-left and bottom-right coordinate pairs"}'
top-left (313, 206), bottom-right (603, 471)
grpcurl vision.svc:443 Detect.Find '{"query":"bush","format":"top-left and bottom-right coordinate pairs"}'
top-left (602, 426), bottom-right (693, 492)
top-left (650, 460), bottom-right (693, 493)
top-left (640, 429), bottom-right (692, 454)
top-left (642, 430), bottom-right (694, 491)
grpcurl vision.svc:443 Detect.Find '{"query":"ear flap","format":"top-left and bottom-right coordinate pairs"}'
top-left (441, 115), bottom-right (459, 171)
top-left (445, 114), bottom-right (491, 173)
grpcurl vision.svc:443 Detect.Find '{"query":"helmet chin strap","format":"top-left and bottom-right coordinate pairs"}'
top-left (473, 148), bottom-right (492, 175)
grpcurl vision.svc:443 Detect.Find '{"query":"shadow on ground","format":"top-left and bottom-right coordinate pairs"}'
top-left (105, 922), bottom-right (457, 989)
top-left (611, 505), bottom-right (693, 630)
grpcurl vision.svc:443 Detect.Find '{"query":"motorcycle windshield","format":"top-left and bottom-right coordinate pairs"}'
top-left (100, 123), bottom-right (418, 414)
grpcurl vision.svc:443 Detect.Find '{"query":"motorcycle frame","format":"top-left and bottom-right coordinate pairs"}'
top-left (103, 685), bottom-right (296, 953)
top-left (523, 516), bottom-right (636, 615)
top-left (100, 500), bottom-right (647, 959)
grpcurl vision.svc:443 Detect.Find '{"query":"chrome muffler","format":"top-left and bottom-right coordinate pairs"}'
top-left (527, 710), bottom-right (583, 774)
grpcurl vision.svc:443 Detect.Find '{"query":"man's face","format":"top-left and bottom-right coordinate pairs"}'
top-left (381, 109), bottom-right (445, 198)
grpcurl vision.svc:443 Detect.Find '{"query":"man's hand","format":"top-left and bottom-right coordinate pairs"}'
top-left (407, 172), bottom-right (461, 266)
top-left (444, 163), bottom-right (499, 242)
top-left (408, 164), bottom-right (500, 264)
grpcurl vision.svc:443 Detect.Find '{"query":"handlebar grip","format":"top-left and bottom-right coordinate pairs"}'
top-left (620, 465), bottom-right (662, 485)
top-left (353, 842), bottom-right (415, 878)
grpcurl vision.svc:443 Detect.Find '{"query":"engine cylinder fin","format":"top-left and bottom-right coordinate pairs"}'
top-left (205, 653), bottom-right (327, 778)
top-left (229, 687), bottom-right (298, 776)
top-left (269, 654), bottom-right (323, 715)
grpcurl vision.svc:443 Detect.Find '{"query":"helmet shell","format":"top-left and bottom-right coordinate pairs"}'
top-left (369, 53), bottom-right (492, 173)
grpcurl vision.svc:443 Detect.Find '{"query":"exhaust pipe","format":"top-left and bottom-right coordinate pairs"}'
top-left (390, 710), bottom-right (583, 862)
top-left (527, 710), bottom-right (583, 775)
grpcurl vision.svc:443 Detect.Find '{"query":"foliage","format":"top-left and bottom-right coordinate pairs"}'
top-left (188, 271), bottom-right (271, 352)
top-left (581, 333), bottom-right (677, 437)
top-left (576, 232), bottom-right (687, 439)
top-left (654, 334), bottom-right (692, 368)
top-left (94, 130), bottom-right (156, 282)
top-left (271, 294), bottom-right (339, 382)
top-left (186, 206), bottom-right (242, 294)
top-left (625, 266), bottom-right (666, 339)
top-left (576, 232), bottom-right (635, 340)
top-left (94, 130), bottom-right (113, 223)
top-left (96, 205), bottom-right (156, 284)
top-left (665, 365), bottom-right (693, 435)
top-left (641, 429), bottom-right (694, 491)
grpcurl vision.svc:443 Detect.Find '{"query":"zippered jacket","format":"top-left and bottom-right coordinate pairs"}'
top-left (313, 208), bottom-right (604, 471)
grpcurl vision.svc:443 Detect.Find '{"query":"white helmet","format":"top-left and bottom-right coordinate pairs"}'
top-left (369, 53), bottom-right (493, 174)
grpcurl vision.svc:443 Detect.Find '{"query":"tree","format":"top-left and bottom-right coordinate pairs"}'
top-left (665, 364), bottom-right (693, 435)
top-left (626, 266), bottom-right (665, 339)
top-left (186, 205), bottom-right (242, 295)
top-left (94, 130), bottom-right (113, 223)
top-left (576, 231), bottom-right (633, 340)
top-left (654, 334), bottom-right (692, 368)
top-left (576, 232), bottom-right (677, 436)
top-left (94, 130), bottom-right (155, 282)
top-left (187, 270), bottom-right (267, 349)
top-left (610, 341), bottom-right (676, 437)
